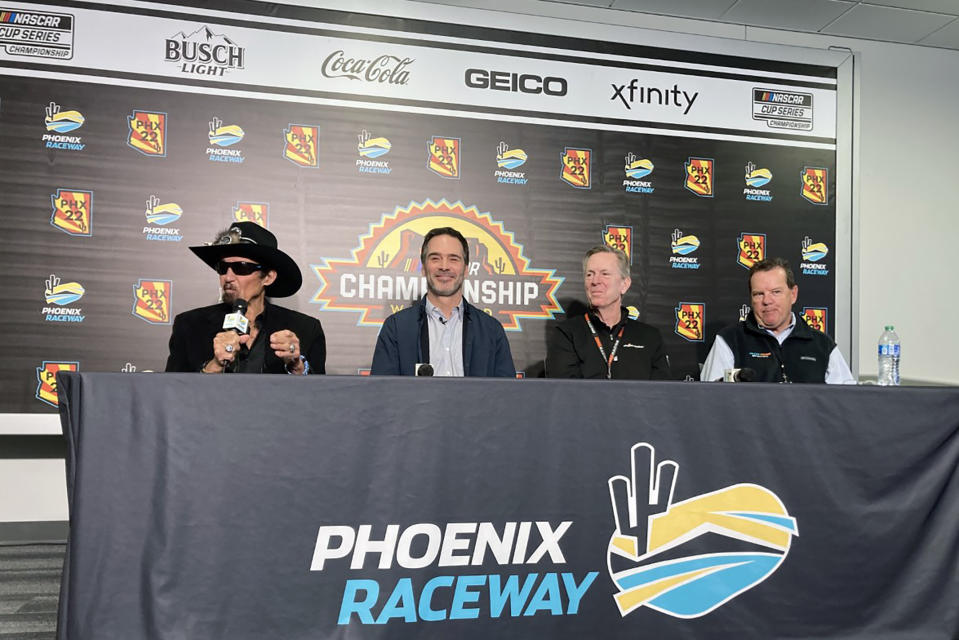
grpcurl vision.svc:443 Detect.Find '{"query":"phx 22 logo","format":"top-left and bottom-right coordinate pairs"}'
top-left (607, 443), bottom-right (798, 618)
top-left (311, 199), bottom-right (563, 330)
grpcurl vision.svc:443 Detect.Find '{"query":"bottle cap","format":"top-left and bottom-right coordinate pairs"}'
top-left (885, 325), bottom-right (894, 331)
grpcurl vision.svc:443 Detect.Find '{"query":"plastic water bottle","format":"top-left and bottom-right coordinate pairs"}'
top-left (877, 326), bottom-right (900, 386)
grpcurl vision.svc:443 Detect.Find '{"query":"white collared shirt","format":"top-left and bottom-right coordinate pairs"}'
top-left (425, 299), bottom-right (464, 377)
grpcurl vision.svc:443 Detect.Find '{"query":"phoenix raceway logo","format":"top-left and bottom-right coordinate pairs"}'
top-left (357, 130), bottom-right (391, 174)
top-left (802, 307), bottom-right (827, 333)
top-left (674, 303), bottom-right (704, 342)
top-left (127, 110), bottom-right (166, 157)
top-left (36, 361), bottom-right (78, 407)
top-left (669, 229), bottom-right (700, 270)
top-left (143, 195), bottom-right (183, 242)
top-left (737, 233), bottom-right (766, 270)
top-left (132, 279), bottom-right (171, 325)
top-left (322, 49), bottom-right (413, 85)
top-left (207, 116), bottom-right (245, 164)
top-left (603, 225), bottom-right (632, 264)
top-left (165, 25), bottom-right (244, 77)
top-left (42, 274), bottom-right (84, 323)
top-left (310, 199), bottom-right (563, 331)
top-left (42, 102), bottom-right (84, 150)
top-left (801, 236), bottom-right (829, 276)
top-left (494, 141), bottom-right (527, 185)
top-left (623, 153), bottom-right (654, 194)
top-left (284, 124), bottom-right (319, 169)
top-left (684, 157), bottom-right (713, 197)
top-left (607, 443), bottom-right (797, 617)
top-left (234, 202), bottom-right (269, 228)
top-left (744, 162), bottom-right (773, 202)
top-left (50, 188), bottom-right (92, 236)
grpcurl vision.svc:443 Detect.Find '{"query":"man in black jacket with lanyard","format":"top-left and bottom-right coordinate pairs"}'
top-left (165, 221), bottom-right (325, 375)
top-left (546, 245), bottom-right (669, 380)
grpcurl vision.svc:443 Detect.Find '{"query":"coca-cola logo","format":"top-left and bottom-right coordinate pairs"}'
top-left (321, 50), bottom-right (413, 85)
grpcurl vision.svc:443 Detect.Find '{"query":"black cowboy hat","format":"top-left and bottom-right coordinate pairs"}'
top-left (189, 221), bottom-right (302, 298)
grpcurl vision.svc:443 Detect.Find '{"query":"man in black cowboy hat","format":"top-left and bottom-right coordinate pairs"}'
top-left (165, 221), bottom-right (326, 374)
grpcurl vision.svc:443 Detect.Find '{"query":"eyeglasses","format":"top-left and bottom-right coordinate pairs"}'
top-left (215, 260), bottom-right (263, 276)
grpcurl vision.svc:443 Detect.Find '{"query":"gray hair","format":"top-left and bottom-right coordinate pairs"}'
top-left (583, 245), bottom-right (630, 279)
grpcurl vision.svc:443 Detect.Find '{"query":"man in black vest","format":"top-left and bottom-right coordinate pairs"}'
top-left (700, 257), bottom-right (854, 383)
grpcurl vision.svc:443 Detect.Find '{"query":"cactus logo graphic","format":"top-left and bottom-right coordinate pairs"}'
top-left (143, 195), bottom-right (183, 242)
top-left (674, 302), bottom-right (705, 342)
top-left (310, 199), bottom-right (563, 330)
top-left (41, 274), bottom-right (85, 323)
top-left (802, 307), bottom-right (827, 333)
top-left (739, 303), bottom-right (751, 322)
top-left (607, 443), bottom-right (797, 618)
top-left (127, 110), bottom-right (166, 157)
top-left (801, 167), bottom-right (827, 205)
top-left (284, 124), bottom-right (319, 168)
top-left (744, 161), bottom-right (773, 202)
top-left (132, 279), bottom-right (172, 325)
top-left (623, 152), bottom-right (654, 194)
top-left (800, 236), bottom-right (829, 276)
top-left (42, 101), bottom-right (85, 150)
top-left (669, 229), bottom-right (700, 270)
top-left (233, 202), bottom-right (268, 228)
top-left (684, 157), bottom-right (713, 197)
top-left (494, 142), bottom-right (528, 185)
top-left (737, 233), bottom-right (766, 270)
top-left (207, 116), bottom-right (245, 163)
top-left (427, 136), bottom-right (460, 179)
top-left (50, 188), bottom-right (92, 236)
top-left (603, 225), bottom-right (632, 264)
top-left (357, 130), bottom-right (391, 175)
top-left (36, 361), bottom-right (78, 407)
top-left (560, 147), bottom-right (590, 189)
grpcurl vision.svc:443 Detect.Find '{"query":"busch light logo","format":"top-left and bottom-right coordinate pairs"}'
top-left (165, 26), bottom-right (244, 76)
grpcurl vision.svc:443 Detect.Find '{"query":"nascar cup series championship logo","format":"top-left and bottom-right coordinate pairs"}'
top-left (311, 199), bottom-right (563, 330)
top-left (607, 443), bottom-right (797, 618)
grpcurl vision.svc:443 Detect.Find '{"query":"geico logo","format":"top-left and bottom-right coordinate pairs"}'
top-left (464, 69), bottom-right (567, 96)
top-left (311, 521), bottom-right (572, 570)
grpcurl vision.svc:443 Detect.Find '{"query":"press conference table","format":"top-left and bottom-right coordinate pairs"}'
top-left (56, 373), bottom-right (959, 639)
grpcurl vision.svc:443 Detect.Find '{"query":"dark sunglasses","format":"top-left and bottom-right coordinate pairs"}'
top-left (215, 260), bottom-right (263, 276)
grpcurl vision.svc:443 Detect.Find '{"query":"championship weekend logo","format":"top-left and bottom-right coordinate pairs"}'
top-left (42, 102), bottom-right (84, 150)
top-left (132, 279), bottom-right (171, 325)
top-left (674, 302), bottom-right (704, 342)
top-left (737, 233), bottom-right (766, 270)
top-left (0, 8), bottom-right (74, 60)
top-left (802, 307), bottom-right (827, 333)
top-left (684, 157), bottom-right (713, 197)
top-left (50, 188), bottom-right (92, 236)
top-left (494, 141), bottom-right (528, 185)
top-left (801, 167), bottom-right (827, 205)
top-left (164, 25), bottom-right (244, 77)
top-left (427, 136), bottom-right (460, 179)
top-left (234, 202), bottom-right (268, 228)
top-left (669, 229), bottom-right (700, 270)
top-left (744, 161), bottom-right (772, 202)
top-left (603, 226), bottom-right (631, 264)
top-left (608, 443), bottom-right (797, 617)
top-left (310, 199), bottom-right (563, 331)
top-left (208, 116), bottom-right (245, 164)
top-left (35, 361), bottom-right (78, 407)
top-left (561, 147), bottom-right (590, 189)
top-left (42, 274), bottom-right (84, 323)
top-left (357, 130), bottom-right (391, 174)
top-left (127, 110), bottom-right (166, 157)
top-left (623, 153), bottom-right (654, 194)
top-left (143, 195), bottom-right (183, 242)
top-left (800, 236), bottom-right (829, 276)
top-left (284, 124), bottom-right (319, 168)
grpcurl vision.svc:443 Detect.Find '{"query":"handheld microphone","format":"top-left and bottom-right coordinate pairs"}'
top-left (415, 363), bottom-right (434, 377)
top-left (222, 298), bottom-right (249, 334)
top-left (723, 367), bottom-right (757, 382)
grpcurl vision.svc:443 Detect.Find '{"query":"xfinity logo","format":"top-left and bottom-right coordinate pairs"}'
top-left (164, 26), bottom-right (244, 77)
top-left (322, 50), bottom-right (413, 85)
top-left (465, 69), bottom-right (567, 96)
top-left (611, 79), bottom-right (699, 115)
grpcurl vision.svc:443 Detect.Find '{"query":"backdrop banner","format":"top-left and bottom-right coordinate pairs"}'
top-left (57, 373), bottom-right (959, 639)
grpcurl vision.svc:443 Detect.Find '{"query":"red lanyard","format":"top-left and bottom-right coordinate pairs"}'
top-left (584, 315), bottom-right (625, 379)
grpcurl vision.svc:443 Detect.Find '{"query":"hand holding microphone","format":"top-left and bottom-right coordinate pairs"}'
top-left (204, 299), bottom-right (250, 373)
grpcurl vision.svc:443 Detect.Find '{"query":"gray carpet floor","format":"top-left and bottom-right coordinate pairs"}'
top-left (0, 544), bottom-right (63, 640)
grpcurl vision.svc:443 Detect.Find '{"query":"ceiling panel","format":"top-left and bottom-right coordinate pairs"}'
top-left (859, 0), bottom-right (959, 14)
top-left (821, 4), bottom-right (955, 42)
top-left (721, 0), bottom-right (855, 30)
top-left (610, 0), bottom-right (738, 20)
top-left (919, 17), bottom-right (959, 47)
